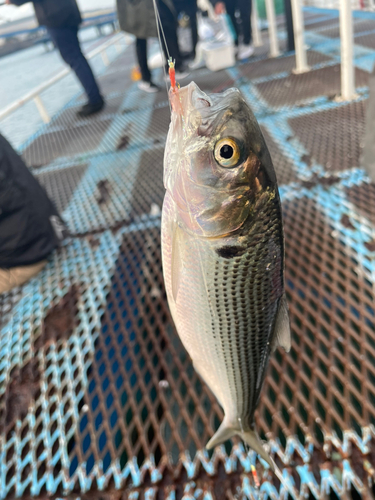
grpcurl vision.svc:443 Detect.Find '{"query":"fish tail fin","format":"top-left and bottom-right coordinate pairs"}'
top-left (241, 429), bottom-right (276, 471)
top-left (206, 420), bottom-right (276, 472)
top-left (206, 419), bottom-right (236, 450)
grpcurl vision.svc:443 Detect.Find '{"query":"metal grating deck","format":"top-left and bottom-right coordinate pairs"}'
top-left (1, 8), bottom-right (375, 500)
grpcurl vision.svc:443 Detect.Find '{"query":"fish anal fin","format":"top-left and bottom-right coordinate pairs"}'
top-left (171, 223), bottom-right (185, 302)
top-left (272, 293), bottom-right (291, 353)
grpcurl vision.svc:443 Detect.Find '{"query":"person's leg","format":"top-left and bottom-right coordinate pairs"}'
top-left (224, 0), bottom-right (240, 46)
top-left (0, 261), bottom-right (48, 294)
top-left (48, 27), bottom-right (103, 105)
top-left (159, 1), bottom-right (185, 72)
top-left (136, 38), bottom-right (152, 82)
top-left (186, 2), bottom-right (198, 57)
top-left (237, 0), bottom-right (252, 45)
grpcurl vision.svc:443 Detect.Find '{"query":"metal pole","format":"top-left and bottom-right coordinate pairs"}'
top-left (251, 0), bottom-right (262, 47)
top-left (291, 0), bottom-right (309, 73)
top-left (361, 61), bottom-right (375, 181)
top-left (33, 95), bottom-right (50, 123)
top-left (283, 0), bottom-right (295, 52)
top-left (339, 0), bottom-right (355, 100)
top-left (265, 0), bottom-right (279, 57)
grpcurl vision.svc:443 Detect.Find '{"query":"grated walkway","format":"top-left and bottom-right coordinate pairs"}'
top-left (1, 8), bottom-right (375, 500)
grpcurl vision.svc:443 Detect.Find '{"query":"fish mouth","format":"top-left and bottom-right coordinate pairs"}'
top-left (170, 82), bottom-right (241, 118)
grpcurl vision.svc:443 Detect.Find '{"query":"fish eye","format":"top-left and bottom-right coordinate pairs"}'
top-left (214, 138), bottom-right (241, 168)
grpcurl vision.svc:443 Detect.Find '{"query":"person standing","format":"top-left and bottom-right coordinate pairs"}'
top-left (214, 0), bottom-right (254, 60)
top-left (7, 0), bottom-right (105, 117)
top-left (117, 0), bottom-right (188, 93)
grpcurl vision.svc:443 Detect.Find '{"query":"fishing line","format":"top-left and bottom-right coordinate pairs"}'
top-left (153, 9), bottom-right (294, 494)
top-left (152, 2), bottom-right (216, 321)
top-left (152, 0), bottom-right (172, 108)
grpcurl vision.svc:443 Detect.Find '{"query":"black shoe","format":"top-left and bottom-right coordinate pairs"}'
top-left (77, 99), bottom-right (105, 117)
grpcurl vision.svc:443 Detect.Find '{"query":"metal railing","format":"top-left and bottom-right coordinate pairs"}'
top-left (0, 31), bottom-right (131, 124)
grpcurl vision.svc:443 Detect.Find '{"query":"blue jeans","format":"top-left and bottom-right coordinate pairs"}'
top-left (48, 27), bottom-right (103, 104)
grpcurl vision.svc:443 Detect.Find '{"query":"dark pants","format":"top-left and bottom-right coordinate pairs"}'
top-left (135, 2), bottom-right (183, 83)
top-left (48, 27), bottom-right (103, 104)
top-left (174, 0), bottom-right (198, 56)
top-left (225, 0), bottom-right (252, 46)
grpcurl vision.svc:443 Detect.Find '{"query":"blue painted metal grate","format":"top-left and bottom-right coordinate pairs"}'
top-left (1, 7), bottom-right (375, 499)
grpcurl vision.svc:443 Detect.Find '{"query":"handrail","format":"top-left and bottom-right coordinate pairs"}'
top-left (0, 31), bottom-right (129, 122)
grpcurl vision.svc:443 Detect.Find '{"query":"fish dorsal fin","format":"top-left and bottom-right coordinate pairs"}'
top-left (171, 223), bottom-right (185, 303)
top-left (272, 293), bottom-right (291, 352)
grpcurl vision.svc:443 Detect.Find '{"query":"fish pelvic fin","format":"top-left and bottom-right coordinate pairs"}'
top-left (206, 420), bottom-right (276, 471)
top-left (272, 293), bottom-right (291, 353)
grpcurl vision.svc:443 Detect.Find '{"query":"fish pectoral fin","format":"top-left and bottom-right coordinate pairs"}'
top-left (171, 223), bottom-right (185, 303)
top-left (272, 293), bottom-right (291, 353)
top-left (206, 420), bottom-right (236, 450)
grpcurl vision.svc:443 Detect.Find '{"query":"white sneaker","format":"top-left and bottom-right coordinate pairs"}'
top-left (138, 81), bottom-right (160, 93)
top-left (237, 44), bottom-right (254, 60)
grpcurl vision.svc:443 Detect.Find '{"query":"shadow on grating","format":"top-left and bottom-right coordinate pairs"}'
top-left (304, 18), bottom-right (338, 31)
top-left (289, 100), bottom-right (365, 172)
top-left (355, 33), bottom-right (375, 50)
top-left (316, 19), bottom-right (375, 39)
top-left (239, 50), bottom-right (332, 80)
top-left (22, 119), bottom-right (112, 168)
top-left (255, 195), bottom-right (375, 445)
top-left (50, 95), bottom-right (124, 129)
top-left (35, 163), bottom-right (89, 213)
top-left (256, 66), bottom-right (369, 107)
top-left (346, 181), bottom-right (375, 227)
top-left (128, 147), bottom-right (165, 218)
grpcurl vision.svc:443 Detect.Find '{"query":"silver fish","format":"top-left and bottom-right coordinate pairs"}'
top-left (161, 82), bottom-right (290, 469)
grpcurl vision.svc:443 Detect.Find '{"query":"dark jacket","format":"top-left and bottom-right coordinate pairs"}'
top-left (11, 0), bottom-right (81, 29)
top-left (0, 135), bottom-right (65, 268)
top-left (117, 0), bottom-right (175, 39)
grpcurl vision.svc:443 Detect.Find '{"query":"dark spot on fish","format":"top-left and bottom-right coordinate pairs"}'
top-left (341, 214), bottom-right (355, 230)
top-left (153, 138), bottom-right (162, 145)
top-left (35, 285), bottom-right (79, 349)
top-left (97, 179), bottom-right (111, 204)
top-left (117, 134), bottom-right (130, 151)
top-left (286, 136), bottom-right (293, 142)
top-left (216, 246), bottom-right (247, 259)
top-left (364, 240), bottom-right (375, 252)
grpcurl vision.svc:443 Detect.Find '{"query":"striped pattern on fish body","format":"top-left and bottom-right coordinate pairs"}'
top-left (161, 82), bottom-right (290, 469)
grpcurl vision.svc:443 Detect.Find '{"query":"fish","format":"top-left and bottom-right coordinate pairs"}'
top-left (161, 82), bottom-right (290, 469)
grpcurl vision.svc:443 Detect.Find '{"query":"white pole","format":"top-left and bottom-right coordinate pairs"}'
top-left (33, 95), bottom-right (50, 123)
top-left (265, 0), bottom-right (280, 57)
top-left (291, 0), bottom-right (309, 73)
top-left (251, 0), bottom-right (262, 47)
top-left (339, 0), bottom-right (356, 100)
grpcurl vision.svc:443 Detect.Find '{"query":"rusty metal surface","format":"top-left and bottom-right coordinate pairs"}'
top-left (256, 66), bottom-right (369, 108)
top-left (1, 8), bottom-right (375, 500)
top-left (289, 100), bottom-right (365, 172)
